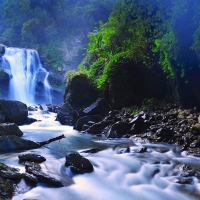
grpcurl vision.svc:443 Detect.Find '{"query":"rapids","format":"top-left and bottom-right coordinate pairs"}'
top-left (1, 108), bottom-right (200, 200)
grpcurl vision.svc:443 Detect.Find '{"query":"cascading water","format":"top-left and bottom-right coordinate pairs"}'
top-left (1, 47), bottom-right (52, 104)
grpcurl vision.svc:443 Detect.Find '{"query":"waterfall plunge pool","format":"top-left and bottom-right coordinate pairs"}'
top-left (1, 109), bottom-right (200, 200)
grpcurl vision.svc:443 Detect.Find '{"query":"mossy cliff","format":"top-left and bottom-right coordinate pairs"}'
top-left (65, 0), bottom-right (200, 110)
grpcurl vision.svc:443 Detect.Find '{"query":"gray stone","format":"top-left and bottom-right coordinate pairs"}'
top-left (0, 135), bottom-right (40, 151)
top-left (0, 99), bottom-right (28, 125)
top-left (19, 153), bottom-right (46, 162)
top-left (65, 152), bottom-right (93, 174)
top-left (0, 123), bottom-right (23, 136)
top-left (74, 115), bottom-right (103, 131)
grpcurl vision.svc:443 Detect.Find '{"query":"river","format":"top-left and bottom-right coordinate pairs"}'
top-left (1, 108), bottom-right (200, 200)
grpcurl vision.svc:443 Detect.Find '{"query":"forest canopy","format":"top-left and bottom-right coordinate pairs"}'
top-left (77, 0), bottom-right (200, 91)
top-left (0, 0), bottom-right (115, 68)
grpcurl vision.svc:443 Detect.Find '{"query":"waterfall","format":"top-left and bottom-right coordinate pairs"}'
top-left (1, 47), bottom-right (52, 104)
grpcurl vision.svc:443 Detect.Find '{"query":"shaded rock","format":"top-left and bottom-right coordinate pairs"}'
top-left (0, 99), bottom-right (28, 125)
top-left (82, 98), bottom-right (108, 117)
top-left (156, 128), bottom-right (175, 138)
top-left (23, 117), bottom-right (37, 125)
top-left (74, 115), bottom-right (103, 131)
top-left (56, 102), bottom-right (74, 125)
top-left (0, 136), bottom-right (40, 151)
top-left (64, 74), bottom-right (99, 109)
top-left (0, 162), bottom-right (22, 179)
top-left (24, 173), bottom-right (38, 184)
top-left (26, 167), bottom-right (63, 187)
top-left (24, 162), bottom-right (41, 171)
top-left (18, 153), bottom-right (46, 163)
top-left (105, 121), bottom-right (130, 138)
top-left (0, 123), bottom-right (23, 136)
top-left (80, 148), bottom-right (100, 154)
top-left (0, 110), bottom-right (5, 123)
top-left (172, 177), bottom-right (193, 184)
top-left (0, 176), bottom-right (14, 200)
top-left (65, 152), bottom-right (93, 174)
top-left (137, 147), bottom-right (147, 153)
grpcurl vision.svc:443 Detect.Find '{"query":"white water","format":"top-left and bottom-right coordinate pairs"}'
top-left (1, 110), bottom-right (200, 200)
top-left (2, 47), bottom-right (52, 104)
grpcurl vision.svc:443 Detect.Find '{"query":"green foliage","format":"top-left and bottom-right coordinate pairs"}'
top-left (38, 41), bottom-right (64, 69)
top-left (78, 0), bottom-right (200, 92)
top-left (126, 98), bottom-right (157, 114)
top-left (0, 0), bottom-right (115, 68)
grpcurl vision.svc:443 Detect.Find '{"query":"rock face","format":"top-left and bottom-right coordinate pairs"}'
top-left (0, 123), bottom-right (23, 136)
top-left (0, 99), bottom-right (28, 125)
top-left (65, 152), bottom-right (94, 174)
top-left (64, 74), bottom-right (99, 109)
top-left (56, 102), bottom-right (74, 125)
top-left (0, 136), bottom-right (40, 151)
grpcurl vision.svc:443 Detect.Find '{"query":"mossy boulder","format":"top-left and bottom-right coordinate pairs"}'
top-left (64, 74), bottom-right (99, 109)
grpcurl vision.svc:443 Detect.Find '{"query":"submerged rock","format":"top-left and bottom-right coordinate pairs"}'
top-left (65, 152), bottom-right (93, 174)
top-left (0, 123), bottom-right (23, 136)
top-left (0, 135), bottom-right (40, 151)
top-left (18, 153), bottom-right (46, 162)
top-left (0, 99), bottom-right (28, 125)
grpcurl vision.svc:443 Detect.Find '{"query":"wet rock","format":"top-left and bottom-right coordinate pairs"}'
top-left (0, 162), bottom-right (22, 179)
top-left (172, 177), bottom-right (193, 184)
top-left (82, 98), bottom-right (108, 117)
top-left (65, 152), bottom-right (93, 174)
top-left (105, 121), bottom-right (130, 138)
top-left (74, 115), bottom-right (103, 131)
top-left (18, 153), bottom-right (46, 163)
top-left (86, 120), bottom-right (113, 134)
top-left (24, 162), bottom-right (41, 171)
top-left (0, 123), bottom-right (23, 136)
top-left (0, 176), bottom-right (14, 199)
top-left (23, 117), bottom-right (37, 125)
top-left (80, 148), bottom-right (100, 154)
top-left (24, 173), bottom-right (38, 184)
top-left (56, 102), bottom-right (74, 125)
top-left (0, 44), bottom-right (5, 54)
top-left (26, 167), bottom-right (63, 187)
top-left (0, 99), bottom-right (28, 125)
top-left (156, 128), bottom-right (175, 138)
top-left (137, 147), bottom-right (147, 153)
top-left (0, 135), bottom-right (40, 151)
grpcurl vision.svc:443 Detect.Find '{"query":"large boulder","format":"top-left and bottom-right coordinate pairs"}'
top-left (56, 102), bottom-right (74, 125)
top-left (0, 123), bottom-right (23, 136)
top-left (64, 74), bottom-right (99, 109)
top-left (65, 152), bottom-right (93, 174)
top-left (0, 135), bottom-right (40, 151)
top-left (74, 115), bottom-right (103, 131)
top-left (0, 99), bottom-right (28, 125)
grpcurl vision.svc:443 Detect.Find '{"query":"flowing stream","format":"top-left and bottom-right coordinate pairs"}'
top-left (1, 109), bottom-right (200, 200)
top-left (2, 47), bottom-right (52, 104)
